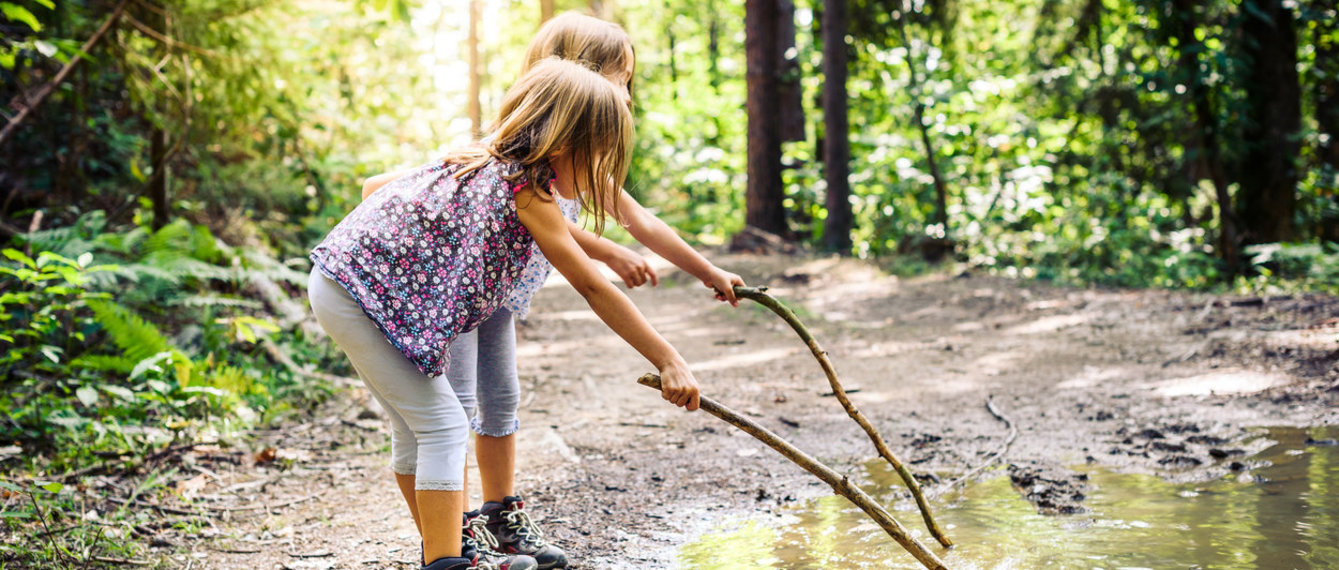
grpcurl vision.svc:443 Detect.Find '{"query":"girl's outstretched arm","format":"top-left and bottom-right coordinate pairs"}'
top-left (360, 168), bottom-right (414, 200)
top-left (614, 190), bottom-right (746, 306)
top-left (517, 186), bottom-right (700, 411)
top-left (567, 220), bottom-right (658, 288)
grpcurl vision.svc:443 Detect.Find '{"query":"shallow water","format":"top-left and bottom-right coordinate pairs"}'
top-left (679, 426), bottom-right (1339, 569)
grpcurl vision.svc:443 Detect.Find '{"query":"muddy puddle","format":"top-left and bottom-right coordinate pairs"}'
top-left (679, 426), bottom-right (1339, 569)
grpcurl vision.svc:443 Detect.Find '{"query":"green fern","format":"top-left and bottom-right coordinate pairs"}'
top-left (171, 295), bottom-right (264, 310)
top-left (20, 211), bottom-right (109, 259)
top-left (238, 249), bottom-right (309, 286)
top-left (69, 354), bottom-right (136, 374)
top-left (85, 299), bottom-right (177, 365)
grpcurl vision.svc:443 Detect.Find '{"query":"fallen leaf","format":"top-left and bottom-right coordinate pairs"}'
top-left (254, 447), bottom-right (277, 464)
top-left (175, 474), bottom-right (208, 498)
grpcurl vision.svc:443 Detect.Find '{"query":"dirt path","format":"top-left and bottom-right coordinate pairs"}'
top-left (168, 253), bottom-right (1337, 569)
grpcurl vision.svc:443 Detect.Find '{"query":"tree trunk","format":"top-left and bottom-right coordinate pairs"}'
top-left (148, 5), bottom-right (170, 231)
top-left (590, 0), bottom-right (615, 20)
top-left (541, 0), bottom-right (554, 23)
top-left (745, 0), bottom-right (787, 235)
top-left (708, 0), bottom-right (721, 92)
top-left (894, 0), bottom-right (950, 250)
top-left (1170, 0), bottom-right (1238, 270)
top-left (667, 20), bottom-right (678, 101)
top-left (1236, 0), bottom-right (1301, 244)
top-left (778, 0), bottom-right (805, 143)
top-left (822, 0), bottom-right (852, 252)
top-left (149, 127), bottom-right (169, 230)
top-left (468, 0), bottom-right (482, 139)
top-left (1315, 0), bottom-right (1339, 243)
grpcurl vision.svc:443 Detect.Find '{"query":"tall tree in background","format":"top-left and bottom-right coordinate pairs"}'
top-left (822, 0), bottom-right (852, 252)
top-left (468, 0), bottom-right (482, 138)
top-left (1314, 0), bottom-right (1339, 243)
top-left (1166, 0), bottom-right (1237, 270)
top-left (778, 0), bottom-right (805, 144)
top-left (894, 0), bottom-right (949, 245)
top-left (590, 0), bottom-right (616, 20)
top-left (1237, 0), bottom-right (1301, 244)
top-left (745, 0), bottom-right (786, 235)
top-left (542, 0), bottom-right (554, 22)
top-left (145, 0), bottom-right (173, 230)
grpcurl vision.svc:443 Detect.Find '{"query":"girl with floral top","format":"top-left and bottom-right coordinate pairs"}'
top-left (308, 58), bottom-right (702, 570)
top-left (358, 14), bottom-right (746, 570)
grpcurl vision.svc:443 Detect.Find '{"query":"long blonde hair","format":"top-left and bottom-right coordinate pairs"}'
top-left (443, 58), bottom-right (633, 235)
top-left (523, 12), bottom-right (635, 98)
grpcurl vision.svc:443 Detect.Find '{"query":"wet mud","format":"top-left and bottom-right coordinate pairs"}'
top-left (156, 253), bottom-right (1337, 569)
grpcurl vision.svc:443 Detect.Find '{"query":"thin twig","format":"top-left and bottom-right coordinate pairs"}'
top-left (732, 285), bottom-right (953, 547)
top-left (90, 556), bottom-right (154, 566)
top-left (0, 0), bottom-right (130, 147)
top-left (935, 395), bottom-right (1018, 496)
top-left (28, 491), bottom-right (79, 563)
top-left (107, 492), bottom-right (319, 515)
top-left (637, 374), bottom-right (948, 570)
top-left (122, 13), bottom-right (224, 58)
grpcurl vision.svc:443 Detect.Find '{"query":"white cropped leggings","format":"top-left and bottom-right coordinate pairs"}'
top-left (308, 270), bottom-right (468, 491)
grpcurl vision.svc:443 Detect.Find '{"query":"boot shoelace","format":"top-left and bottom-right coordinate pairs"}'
top-left (502, 508), bottom-right (550, 547)
top-left (466, 515), bottom-right (503, 552)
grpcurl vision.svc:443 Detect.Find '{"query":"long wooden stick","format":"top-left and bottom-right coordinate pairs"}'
top-left (732, 285), bottom-right (953, 547)
top-left (0, 0), bottom-right (130, 148)
top-left (637, 374), bottom-right (948, 570)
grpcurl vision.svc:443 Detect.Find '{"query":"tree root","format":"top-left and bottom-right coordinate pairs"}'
top-left (637, 374), bottom-right (948, 570)
top-left (732, 285), bottom-right (953, 547)
top-left (935, 395), bottom-right (1017, 496)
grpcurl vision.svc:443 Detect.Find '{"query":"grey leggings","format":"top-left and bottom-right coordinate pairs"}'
top-left (308, 270), bottom-right (468, 491)
top-left (446, 308), bottom-right (522, 438)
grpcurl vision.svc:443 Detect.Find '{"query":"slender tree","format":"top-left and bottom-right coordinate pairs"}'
top-left (146, 2), bottom-right (171, 230)
top-left (1315, 0), bottom-right (1339, 242)
top-left (894, 0), bottom-right (950, 251)
top-left (745, 0), bottom-right (787, 235)
top-left (1237, 0), bottom-right (1302, 244)
top-left (541, 0), bottom-right (554, 23)
top-left (778, 0), bottom-right (805, 143)
top-left (468, 0), bottom-right (482, 138)
top-left (1168, 0), bottom-right (1238, 270)
top-left (822, 0), bottom-right (852, 252)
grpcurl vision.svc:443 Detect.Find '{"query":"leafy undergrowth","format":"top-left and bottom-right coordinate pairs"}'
top-left (1, 211), bottom-right (348, 567)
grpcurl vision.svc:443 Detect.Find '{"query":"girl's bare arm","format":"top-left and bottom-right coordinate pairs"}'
top-left (614, 190), bottom-right (745, 305)
top-left (360, 169), bottom-right (414, 200)
top-left (516, 186), bottom-right (699, 411)
top-left (567, 220), bottom-right (658, 288)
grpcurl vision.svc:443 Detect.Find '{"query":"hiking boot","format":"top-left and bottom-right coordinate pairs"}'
top-left (479, 496), bottom-right (569, 569)
top-left (462, 512), bottom-right (539, 570)
top-left (422, 556), bottom-right (474, 570)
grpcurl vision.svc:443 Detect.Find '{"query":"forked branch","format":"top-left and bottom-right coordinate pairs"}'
top-left (637, 374), bottom-right (948, 570)
top-left (732, 285), bottom-right (952, 547)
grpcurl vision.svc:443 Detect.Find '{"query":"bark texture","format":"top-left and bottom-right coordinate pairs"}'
top-left (745, 0), bottom-right (788, 235)
top-left (1237, 0), bottom-right (1302, 244)
top-left (822, 0), bottom-right (853, 253)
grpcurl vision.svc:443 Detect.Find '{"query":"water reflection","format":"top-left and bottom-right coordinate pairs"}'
top-left (679, 426), bottom-right (1339, 569)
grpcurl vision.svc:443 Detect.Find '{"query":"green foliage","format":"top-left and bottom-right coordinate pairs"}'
top-left (0, 478), bottom-right (147, 567)
top-left (1242, 242), bottom-right (1339, 293)
top-left (1, 216), bottom-right (338, 474)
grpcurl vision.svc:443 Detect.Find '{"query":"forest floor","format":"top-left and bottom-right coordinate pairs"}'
top-left (128, 252), bottom-right (1338, 569)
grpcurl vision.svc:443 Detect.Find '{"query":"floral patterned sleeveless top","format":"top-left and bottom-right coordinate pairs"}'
top-left (502, 195), bottom-right (579, 319)
top-left (311, 158), bottom-right (548, 377)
